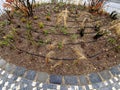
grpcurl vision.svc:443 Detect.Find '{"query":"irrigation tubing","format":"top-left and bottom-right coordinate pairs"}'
top-left (10, 44), bottom-right (76, 61)
top-left (1, 29), bottom-right (117, 61)
top-left (9, 41), bottom-right (119, 61)
top-left (88, 45), bottom-right (119, 58)
top-left (20, 33), bottom-right (109, 45)
top-left (7, 33), bottom-right (119, 61)
top-left (30, 28), bottom-right (96, 36)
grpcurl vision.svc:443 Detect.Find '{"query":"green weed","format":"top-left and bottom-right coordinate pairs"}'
top-left (57, 42), bottom-right (63, 49)
top-left (43, 30), bottom-right (49, 35)
top-left (108, 37), bottom-right (116, 45)
top-left (21, 17), bottom-right (27, 23)
top-left (33, 16), bottom-right (38, 20)
top-left (38, 22), bottom-right (44, 29)
top-left (26, 23), bottom-right (32, 30)
top-left (61, 27), bottom-right (68, 34)
top-left (71, 34), bottom-right (79, 40)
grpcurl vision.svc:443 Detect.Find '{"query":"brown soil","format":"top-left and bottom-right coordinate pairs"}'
top-left (0, 3), bottom-right (120, 75)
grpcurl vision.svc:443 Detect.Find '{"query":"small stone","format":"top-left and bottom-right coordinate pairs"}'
top-left (50, 75), bottom-right (62, 84)
top-left (36, 72), bottom-right (48, 83)
top-left (25, 70), bottom-right (36, 80)
top-left (89, 73), bottom-right (102, 83)
top-left (13, 66), bottom-right (26, 76)
top-left (64, 76), bottom-right (78, 85)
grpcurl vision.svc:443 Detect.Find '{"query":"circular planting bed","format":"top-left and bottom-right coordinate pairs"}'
top-left (0, 1), bottom-right (120, 75)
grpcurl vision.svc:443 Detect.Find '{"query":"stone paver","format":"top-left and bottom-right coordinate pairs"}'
top-left (0, 58), bottom-right (120, 89)
top-left (110, 66), bottom-right (120, 75)
top-left (64, 76), bottom-right (78, 85)
top-left (89, 73), bottom-right (102, 83)
top-left (0, 59), bottom-right (6, 68)
top-left (36, 72), bottom-right (49, 83)
top-left (4, 63), bottom-right (16, 73)
top-left (13, 66), bottom-right (26, 76)
top-left (25, 70), bottom-right (36, 80)
top-left (50, 75), bottom-right (62, 84)
top-left (79, 75), bottom-right (89, 85)
top-left (99, 70), bottom-right (112, 80)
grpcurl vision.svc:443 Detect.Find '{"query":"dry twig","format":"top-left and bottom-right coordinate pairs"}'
top-left (56, 8), bottom-right (69, 27)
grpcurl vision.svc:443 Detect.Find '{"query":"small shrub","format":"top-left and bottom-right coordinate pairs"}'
top-left (0, 21), bottom-right (6, 27)
top-left (3, 0), bottom-right (35, 17)
top-left (37, 39), bottom-right (44, 46)
top-left (54, 7), bottom-right (59, 13)
top-left (2, 32), bottom-right (14, 47)
top-left (61, 27), bottom-right (68, 34)
top-left (88, 0), bottom-right (106, 15)
top-left (38, 22), bottom-right (44, 29)
top-left (26, 23), bottom-right (32, 30)
top-left (33, 16), bottom-right (38, 20)
top-left (43, 30), bottom-right (49, 35)
top-left (46, 16), bottom-right (51, 21)
top-left (94, 24), bottom-right (100, 31)
top-left (57, 42), bottom-right (63, 49)
top-left (93, 30), bottom-right (107, 40)
top-left (71, 34), bottom-right (79, 40)
top-left (21, 17), bottom-right (27, 23)
top-left (0, 40), bottom-right (9, 46)
top-left (49, 28), bottom-right (57, 33)
top-left (0, 20), bottom-right (11, 28)
top-left (45, 39), bottom-right (51, 44)
top-left (108, 37), bottom-right (116, 45)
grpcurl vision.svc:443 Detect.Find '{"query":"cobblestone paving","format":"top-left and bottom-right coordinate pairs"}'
top-left (0, 58), bottom-right (120, 90)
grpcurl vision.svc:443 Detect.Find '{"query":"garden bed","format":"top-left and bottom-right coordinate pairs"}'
top-left (0, 2), bottom-right (120, 75)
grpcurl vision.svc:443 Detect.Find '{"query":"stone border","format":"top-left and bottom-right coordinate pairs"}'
top-left (0, 57), bottom-right (120, 89)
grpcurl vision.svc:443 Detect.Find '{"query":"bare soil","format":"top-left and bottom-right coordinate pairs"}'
top-left (0, 3), bottom-right (120, 75)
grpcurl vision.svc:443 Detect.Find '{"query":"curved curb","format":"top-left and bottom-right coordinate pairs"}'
top-left (0, 57), bottom-right (120, 90)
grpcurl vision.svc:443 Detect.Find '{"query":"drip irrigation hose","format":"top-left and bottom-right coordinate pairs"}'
top-left (9, 41), bottom-right (119, 61)
top-left (20, 33), bottom-right (108, 46)
top-left (6, 34), bottom-right (119, 61)
top-left (10, 43), bottom-right (76, 61)
top-left (88, 45), bottom-right (119, 58)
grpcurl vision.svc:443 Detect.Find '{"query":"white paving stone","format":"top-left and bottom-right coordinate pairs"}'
top-left (8, 74), bottom-right (13, 79)
top-left (68, 87), bottom-right (72, 90)
top-left (15, 85), bottom-right (20, 90)
top-left (32, 81), bottom-right (37, 86)
top-left (112, 87), bottom-right (117, 90)
top-left (16, 77), bottom-right (22, 82)
top-left (2, 87), bottom-right (6, 90)
top-left (118, 82), bottom-right (120, 85)
top-left (11, 84), bottom-right (15, 88)
top-left (39, 83), bottom-right (43, 87)
top-left (109, 79), bottom-right (114, 84)
top-left (24, 84), bottom-right (28, 87)
top-left (88, 84), bottom-right (93, 89)
top-left (1, 70), bottom-right (5, 75)
top-left (4, 82), bottom-right (9, 86)
top-left (33, 87), bottom-right (37, 90)
top-left (82, 86), bottom-right (86, 90)
top-left (103, 81), bottom-right (108, 86)
top-left (114, 77), bottom-right (119, 81)
top-left (0, 80), bottom-right (3, 85)
top-left (74, 86), bottom-right (79, 90)
top-left (57, 85), bottom-right (60, 90)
